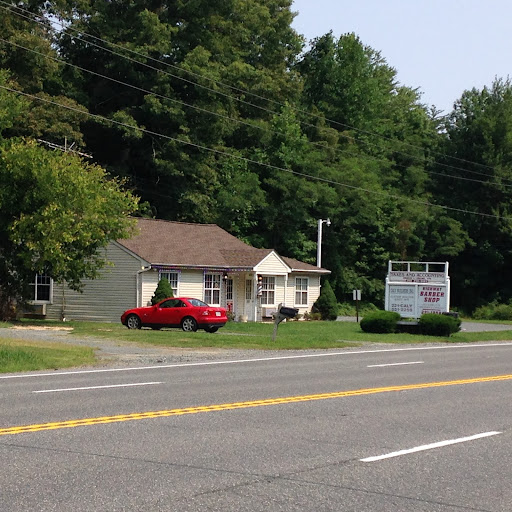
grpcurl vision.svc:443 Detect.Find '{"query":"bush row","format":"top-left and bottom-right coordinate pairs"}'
top-left (360, 311), bottom-right (461, 336)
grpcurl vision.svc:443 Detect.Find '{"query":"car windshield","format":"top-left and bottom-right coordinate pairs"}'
top-left (187, 298), bottom-right (209, 307)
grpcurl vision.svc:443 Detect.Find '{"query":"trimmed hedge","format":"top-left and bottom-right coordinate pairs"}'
top-left (418, 313), bottom-right (461, 336)
top-left (360, 310), bottom-right (401, 333)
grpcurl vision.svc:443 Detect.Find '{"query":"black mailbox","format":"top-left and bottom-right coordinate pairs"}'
top-left (279, 306), bottom-right (299, 319)
top-left (272, 304), bottom-right (299, 341)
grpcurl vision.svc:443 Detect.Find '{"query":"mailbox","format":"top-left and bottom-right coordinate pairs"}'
top-left (272, 304), bottom-right (299, 341)
top-left (278, 306), bottom-right (299, 319)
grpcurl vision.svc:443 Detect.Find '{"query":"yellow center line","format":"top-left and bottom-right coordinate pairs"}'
top-left (2, 374), bottom-right (512, 436)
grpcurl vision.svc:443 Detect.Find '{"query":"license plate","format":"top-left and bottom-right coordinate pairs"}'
top-left (215, 311), bottom-right (221, 316)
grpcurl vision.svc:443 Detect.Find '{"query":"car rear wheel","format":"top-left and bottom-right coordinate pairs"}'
top-left (181, 317), bottom-right (198, 332)
top-left (126, 314), bottom-right (141, 329)
top-left (205, 327), bottom-right (219, 333)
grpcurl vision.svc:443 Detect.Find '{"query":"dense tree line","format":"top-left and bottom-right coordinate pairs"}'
top-left (1, 0), bottom-right (512, 313)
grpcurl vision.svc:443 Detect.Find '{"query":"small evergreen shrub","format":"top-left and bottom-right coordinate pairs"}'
top-left (360, 310), bottom-right (400, 333)
top-left (312, 280), bottom-right (339, 320)
top-left (151, 278), bottom-right (174, 305)
top-left (418, 313), bottom-right (461, 336)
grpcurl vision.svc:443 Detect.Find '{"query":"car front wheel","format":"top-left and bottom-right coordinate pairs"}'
top-left (126, 314), bottom-right (142, 329)
top-left (181, 317), bottom-right (198, 332)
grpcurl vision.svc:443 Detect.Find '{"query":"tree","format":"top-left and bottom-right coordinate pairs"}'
top-left (53, 0), bottom-right (304, 220)
top-left (0, 136), bottom-right (139, 319)
top-left (151, 278), bottom-right (174, 305)
top-left (433, 78), bottom-right (512, 311)
top-left (312, 280), bottom-right (338, 320)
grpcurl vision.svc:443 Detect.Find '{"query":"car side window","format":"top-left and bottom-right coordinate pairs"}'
top-left (161, 299), bottom-right (180, 308)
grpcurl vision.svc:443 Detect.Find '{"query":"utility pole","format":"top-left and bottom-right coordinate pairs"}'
top-left (317, 218), bottom-right (331, 267)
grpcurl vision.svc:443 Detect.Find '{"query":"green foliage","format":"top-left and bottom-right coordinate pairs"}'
top-left (312, 280), bottom-right (339, 320)
top-left (418, 314), bottom-right (461, 337)
top-left (337, 302), bottom-right (379, 316)
top-left (3, 1), bottom-right (512, 315)
top-left (473, 301), bottom-right (512, 321)
top-left (151, 278), bottom-right (174, 305)
top-left (360, 310), bottom-right (400, 334)
top-left (0, 135), bottom-right (139, 318)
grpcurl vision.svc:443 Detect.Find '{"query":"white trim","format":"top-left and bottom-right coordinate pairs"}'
top-left (254, 250), bottom-right (292, 273)
top-left (260, 276), bottom-right (276, 306)
top-left (30, 273), bottom-right (53, 304)
top-left (159, 270), bottom-right (180, 296)
top-left (294, 276), bottom-right (309, 306)
top-left (204, 273), bottom-right (222, 306)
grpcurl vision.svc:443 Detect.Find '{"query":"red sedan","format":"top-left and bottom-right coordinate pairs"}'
top-left (121, 297), bottom-right (228, 333)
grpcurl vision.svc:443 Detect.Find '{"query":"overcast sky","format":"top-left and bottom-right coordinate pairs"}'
top-left (291, 0), bottom-right (512, 114)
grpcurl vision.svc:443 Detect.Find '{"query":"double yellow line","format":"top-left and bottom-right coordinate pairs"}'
top-left (2, 374), bottom-right (512, 436)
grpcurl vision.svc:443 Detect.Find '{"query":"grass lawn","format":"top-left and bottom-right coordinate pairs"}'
top-left (0, 337), bottom-right (96, 373)
top-left (2, 319), bottom-right (512, 373)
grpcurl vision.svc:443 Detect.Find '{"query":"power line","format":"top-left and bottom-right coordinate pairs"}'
top-left (1, 83), bottom-right (506, 221)
top-left (0, 0), bottom-right (503, 180)
top-left (2, 35), bottom-right (510, 190)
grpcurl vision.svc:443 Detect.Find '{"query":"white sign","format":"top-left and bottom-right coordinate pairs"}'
top-left (385, 261), bottom-right (450, 318)
top-left (353, 289), bottom-right (361, 301)
top-left (388, 271), bottom-right (446, 283)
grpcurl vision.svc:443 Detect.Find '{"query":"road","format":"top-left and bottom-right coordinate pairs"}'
top-left (1, 342), bottom-right (512, 511)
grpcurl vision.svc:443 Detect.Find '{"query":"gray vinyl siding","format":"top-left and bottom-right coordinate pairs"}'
top-left (46, 243), bottom-right (146, 323)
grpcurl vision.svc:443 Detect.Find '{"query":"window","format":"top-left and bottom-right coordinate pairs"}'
top-left (245, 279), bottom-right (253, 300)
top-left (295, 277), bottom-right (309, 305)
top-left (225, 278), bottom-right (233, 301)
top-left (30, 274), bottom-right (52, 302)
top-left (261, 276), bottom-right (275, 305)
top-left (160, 271), bottom-right (179, 296)
top-left (204, 274), bottom-right (221, 305)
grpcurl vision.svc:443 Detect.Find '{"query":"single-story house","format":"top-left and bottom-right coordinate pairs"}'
top-left (31, 218), bottom-right (331, 323)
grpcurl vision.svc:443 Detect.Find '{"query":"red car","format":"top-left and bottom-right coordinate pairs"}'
top-left (121, 297), bottom-right (228, 333)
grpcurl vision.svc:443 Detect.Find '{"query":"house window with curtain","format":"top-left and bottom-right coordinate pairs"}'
top-left (204, 273), bottom-right (221, 305)
top-left (261, 276), bottom-right (275, 305)
top-left (30, 273), bottom-right (52, 303)
top-left (295, 277), bottom-right (309, 306)
top-left (160, 271), bottom-right (179, 296)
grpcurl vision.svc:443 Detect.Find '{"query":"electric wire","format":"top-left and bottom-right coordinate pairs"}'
top-left (0, 0), bottom-right (504, 180)
top-left (1, 35), bottom-right (509, 190)
top-left (0, 83), bottom-right (506, 221)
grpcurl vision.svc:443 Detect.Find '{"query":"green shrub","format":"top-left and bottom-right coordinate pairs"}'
top-left (312, 281), bottom-right (339, 320)
top-left (338, 302), bottom-right (379, 316)
top-left (418, 313), bottom-right (461, 336)
top-left (360, 310), bottom-right (400, 333)
top-left (151, 278), bottom-right (174, 305)
top-left (473, 301), bottom-right (512, 321)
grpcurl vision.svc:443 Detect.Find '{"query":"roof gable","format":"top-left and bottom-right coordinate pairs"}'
top-left (117, 218), bottom-right (330, 274)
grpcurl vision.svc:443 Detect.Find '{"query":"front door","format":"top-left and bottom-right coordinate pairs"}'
top-left (245, 278), bottom-right (255, 321)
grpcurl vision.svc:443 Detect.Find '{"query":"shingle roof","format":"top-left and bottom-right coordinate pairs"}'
top-left (117, 218), bottom-right (329, 273)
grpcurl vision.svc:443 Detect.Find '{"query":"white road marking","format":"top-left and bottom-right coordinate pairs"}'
top-left (2, 342), bottom-right (512, 380)
top-left (33, 381), bottom-right (163, 393)
top-left (367, 361), bottom-right (424, 368)
top-left (360, 431), bottom-right (502, 462)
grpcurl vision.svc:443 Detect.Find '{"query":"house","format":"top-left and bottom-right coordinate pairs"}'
top-left (36, 218), bottom-right (331, 323)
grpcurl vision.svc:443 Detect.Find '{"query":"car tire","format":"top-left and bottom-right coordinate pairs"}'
top-left (205, 327), bottom-right (219, 333)
top-left (126, 314), bottom-right (142, 329)
top-left (181, 317), bottom-right (198, 332)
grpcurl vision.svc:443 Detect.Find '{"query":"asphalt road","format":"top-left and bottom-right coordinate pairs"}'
top-left (1, 340), bottom-right (512, 511)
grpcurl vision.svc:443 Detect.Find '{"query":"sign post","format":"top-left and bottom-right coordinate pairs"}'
top-left (352, 289), bottom-right (361, 322)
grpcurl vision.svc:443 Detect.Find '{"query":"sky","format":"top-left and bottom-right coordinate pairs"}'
top-left (291, 0), bottom-right (512, 114)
